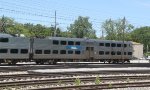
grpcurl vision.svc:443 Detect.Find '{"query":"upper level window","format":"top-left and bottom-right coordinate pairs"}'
top-left (61, 41), bottom-right (66, 45)
top-left (117, 44), bottom-right (121, 47)
top-left (0, 38), bottom-right (8, 42)
top-left (124, 44), bottom-right (127, 47)
top-left (68, 41), bottom-right (74, 45)
top-left (111, 43), bottom-right (116, 47)
top-left (105, 43), bottom-right (110, 47)
top-left (99, 43), bottom-right (104, 46)
top-left (53, 40), bottom-right (59, 45)
top-left (75, 42), bottom-right (80, 45)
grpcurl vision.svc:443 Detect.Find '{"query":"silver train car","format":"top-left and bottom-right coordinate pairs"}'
top-left (0, 33), bottom-right (133, 64)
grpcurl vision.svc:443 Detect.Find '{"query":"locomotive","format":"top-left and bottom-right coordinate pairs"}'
top-left (0, 33), bottom-right (133, 65)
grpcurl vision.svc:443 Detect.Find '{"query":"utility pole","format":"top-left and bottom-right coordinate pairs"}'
top-left (54, 10), bottom-right (57, 37)
top-left (122, 17), bottom-right (126, 63)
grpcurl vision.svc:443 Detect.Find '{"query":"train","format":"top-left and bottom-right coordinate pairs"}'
top-left (0, 33), bottom-right (133, 65)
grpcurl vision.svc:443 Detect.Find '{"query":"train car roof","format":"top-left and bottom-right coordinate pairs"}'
top-left (0, 33), bottom-right (13, 37)
top-left (46, 37), bottom-right (132, 43)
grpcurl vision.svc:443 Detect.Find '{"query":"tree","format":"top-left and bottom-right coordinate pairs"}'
top-left (67, 16), bottom-right (96, 38)
top-left (101, 17), bottom-right (134, 40)
top-left (131, 26), bottom-right (150, 53)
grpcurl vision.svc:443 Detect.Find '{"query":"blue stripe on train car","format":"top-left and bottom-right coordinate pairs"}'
top-left (66, 45), bottom-right (82, 50)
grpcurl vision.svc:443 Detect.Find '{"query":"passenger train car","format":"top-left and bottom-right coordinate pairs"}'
top-left (0, 33), bottom-right (133, 65)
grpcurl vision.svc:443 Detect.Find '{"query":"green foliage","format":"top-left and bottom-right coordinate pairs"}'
top-left (131, 26), bottom-right (150, 53)
top-left (67, 16), bottom-right (97, 38)
top-left (108, 83), bottom-right (112, 88)
top-left (101, 17), bottom-right (134, 41)
top-left (126, 78), bottom-right (130, 83)
top-left (74, 78), bottom-right (81, 86)
top-left (95, 76), bottom-right (101, 85)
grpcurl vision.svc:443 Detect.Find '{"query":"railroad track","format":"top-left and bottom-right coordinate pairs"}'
top-left (1, 74), bottom-right (150, 90)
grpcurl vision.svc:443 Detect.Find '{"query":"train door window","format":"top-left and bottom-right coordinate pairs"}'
top-left (75, 42), bottom-right (80, 45)
top-left (111, 43), bottom-right (116, 47)
top-left (86, 47), bottom-right (89, 50)
top-left (35, 50), bottom-right (42, 54)
top-left (99, 43), bottom-right (104, 46)
top-left (91, 47), bottom-right (94, 51)
top-left (128, 52), bottom-right (132, 55)
top-left (124, 44), bottom-right (127, 47)
top-left (99, 51), bottom-right (104, 55)
top-left (10, 49), bottom-right (18, 54)
top-left (124, 52), bottom-right (126, 55)
top-left (0, 49), bottom-right (8, 53)
top-left (68, 41), bottom-right (74, 45)
top-left (60, 50), bottom-right (66, 54)
top-left (0, 38), bottom-right (9, 42)
top-left (117, 51), bottom-right (121, 55)
top-left (75, 51), bottom-right (80, 54)
top-left (111, 51), bottom-right (115, 55)
top-left (53, 40), bottom-right (59, 45)
top-left (117, 44), bottom-right (121, 47)
top-left (105, 43), bottom-right (110, 47)
top-left (44, 50), bottom-right (51, 54)
top-left (53, 50), bottom-right (58, 54)
top-left (68, 50), bottom-right (73, 54)
top-left (61, 41), bottom-right (66, 45)
top-left (105, 51), bottom-right (109, 55)
top-left (21, 49), bottom-right (28, 54)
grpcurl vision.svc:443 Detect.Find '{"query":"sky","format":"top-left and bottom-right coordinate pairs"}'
top-left (0, 0), bottom-right (150, 37)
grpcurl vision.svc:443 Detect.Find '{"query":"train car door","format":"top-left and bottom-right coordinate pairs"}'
top-left (85, 47), bottom-right (94, 61)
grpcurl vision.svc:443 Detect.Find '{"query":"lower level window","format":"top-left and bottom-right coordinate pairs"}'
top-left (10, 49), bottom-right (18, 54)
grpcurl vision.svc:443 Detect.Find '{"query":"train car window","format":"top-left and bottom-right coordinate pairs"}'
top-left (111, 43), bottom-right (116, 47)
top-left (75, 42), bottom-right (80, 45)
top-left (128, 52), bottom-right (132, 55)
top-left (105, 43), bottom-right (110, 47)
top-left (105, 51), bottom-right (109, 55)
top-left (111, 51), bottom-right (115, 55)
top-left (53, 40), bottom-right (59, 45)
top-left (99, 51), bottom-right (104, 55)
top-left (35, 50), bottom-right (42, 54)
top-left (124, 52), bottom-right (126, 55)
top-left (68, 50), bottom-right (73, 54)
top-left (117, 51), bottom-right (121, 55)
top-left (0, 38), bottom-right (9, 42)
top-left (60, 50), bottom-right (66, 54)
top-left (21, 49), bottom-right (28, 54)
top-left (10, 49), bottom-right (18, 54)
top-left (61, 41), bottom-right (66, 45)
top-left (68, 41), bottom-right (74, 45)
top-left (117, 44), bottom-right (121, 47)
top-left (99, 43), bottom-right (104, 46)
top-left (75, 51), bottom-right (80, 54)
top-left (0, 49), bottom-right (8, 53)
top-left (44, 50), bottom-right (51, 54)
top-left (53, 50), bottom-right (58, 54)
top-left (124, 44), bottom-right (127, 47)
